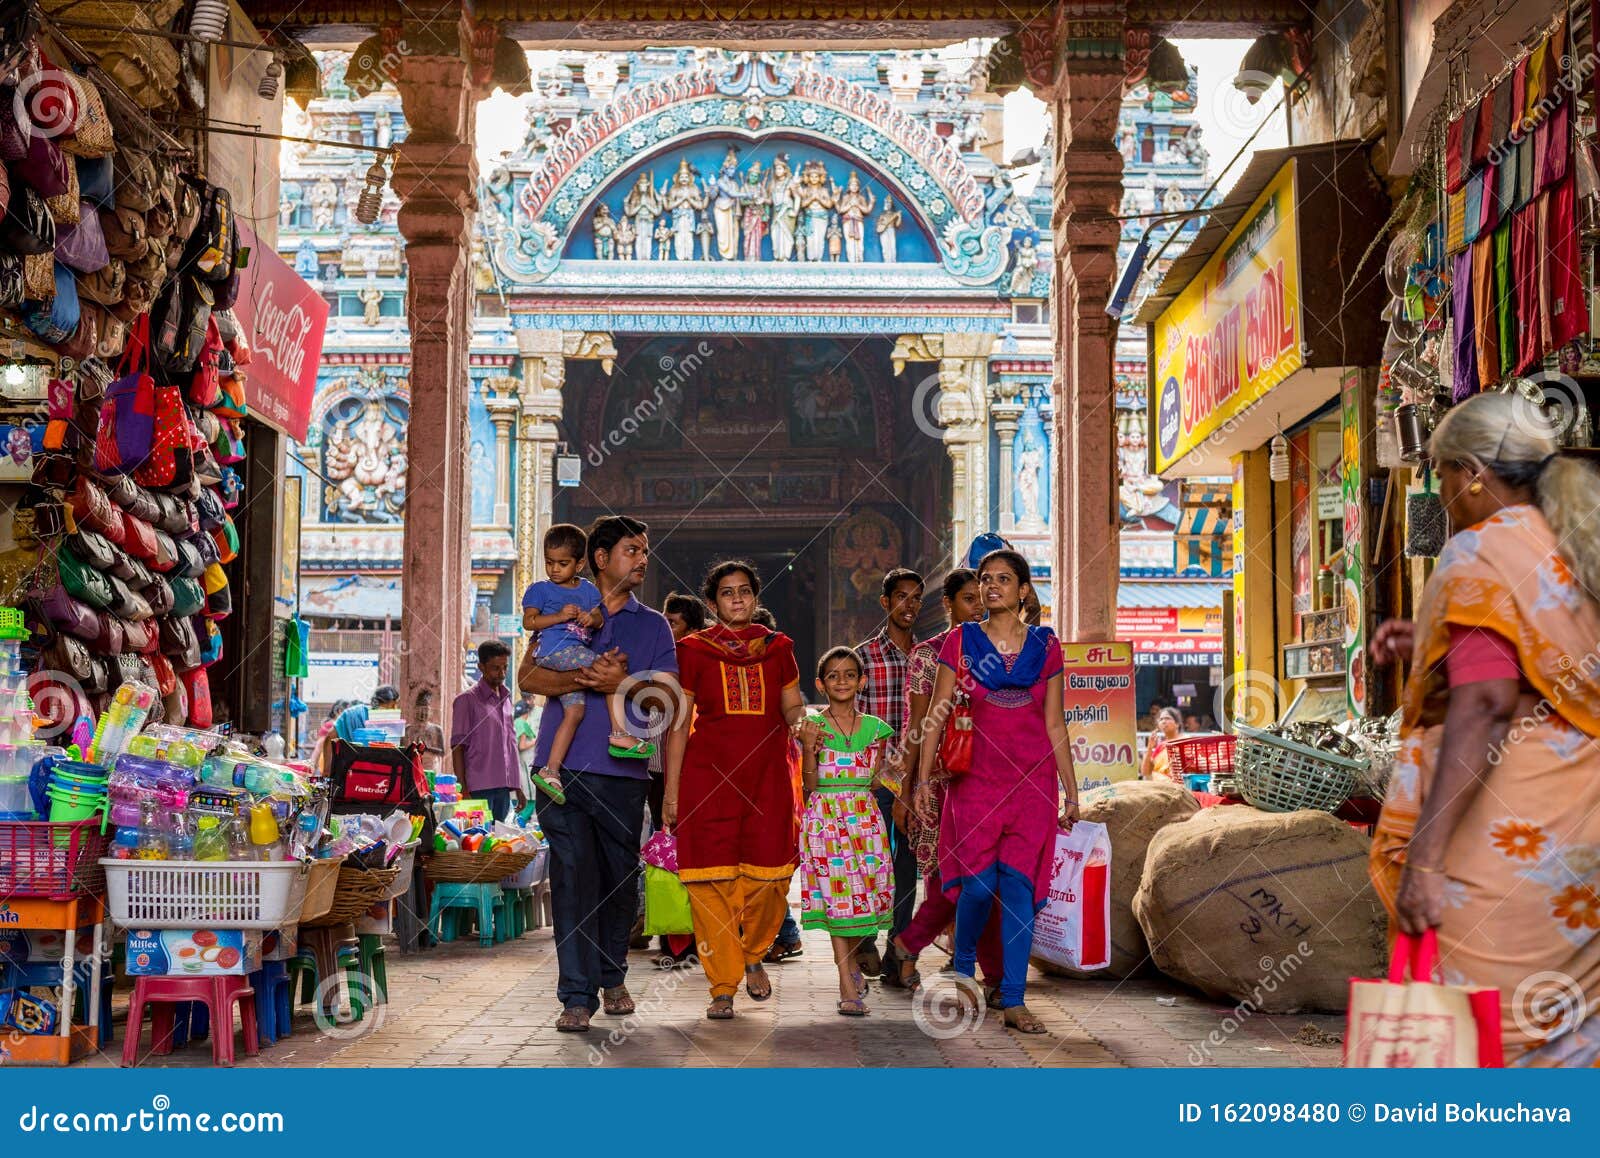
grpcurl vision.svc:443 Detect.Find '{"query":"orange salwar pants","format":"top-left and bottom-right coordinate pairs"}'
top-left (685, 875), bottom-right (792, 998)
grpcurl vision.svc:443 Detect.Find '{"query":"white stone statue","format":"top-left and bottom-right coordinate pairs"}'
top-left (615, 216), bottom-right (636, 261)
top-left (1016, 443), bottom-right (1044, 527)
top-left (695, 209), bottom-right (714, 261)
top-left (1010, 236), bottom-right (1040, 295)
top-left (832, 170), bottom-right (875, 263)
top-left (661, 159), bottom-right (707, 261)
top-left (709, 147), bottom-right (744, 261)
top-left (359, 282), bottom-right (383, 326)
top-left (311, 177), bottom-right (337, 230)
top-left (875, 196), bottom-right (902, 263)
top-left (622, 172), bottom-right (663, 260)
top-left (768, 153), bottom-right (801, 262)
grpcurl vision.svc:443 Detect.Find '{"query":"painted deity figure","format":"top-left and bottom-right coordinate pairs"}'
top-left (324, 401), bottom-right (407, 523)
top-left (739, 161), bottom-right (770, 261)
top-left (592, 203), bottom-right (617, 260)
top-left (615, 216), bottom-right (636, 261)
top-left (826, 213), bottom-right (843, 262)
top-left (795, 160), bottom-right (835, 262)
top-left (653, 217), bottom-right (674, 263)
top-left (768, 154), bottom-right (801, 262)
top-left (1010, 236), bottom-right (1040, 295)
top-left (622, 172), bottom-right (663, 261)
top-left (832, 170), bottom-right (875, 263)
top-left (661, 158), bottom-right (707, 261)
top-left (1016, 442), bottom-right (1045, 527)
top-left (695, 209), bottom-right (715, 261)
top-left (875, 196), bottom-right (903, 263)
top-left (710, 147), bottom-right (744, 261)
top-left (359, 283), bottom-right (383, 326)
top-left (311, 177), bottom-right (338, 230)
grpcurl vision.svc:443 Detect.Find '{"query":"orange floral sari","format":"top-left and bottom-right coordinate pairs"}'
top-left (1371, 506), bottom-right (1600, 1066)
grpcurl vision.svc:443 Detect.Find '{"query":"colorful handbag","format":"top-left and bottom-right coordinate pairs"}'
top-left (95, 314), bottom-right (156, 476)
top-left (131, 383), bottom-right (192, 489)
top-left (180, 666), bottom-right (212, 728)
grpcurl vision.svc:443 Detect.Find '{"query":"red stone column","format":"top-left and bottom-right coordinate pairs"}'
top-left (1049, 48), bottom-right (1126, 643)
top-left (392, 27), bottom-right (480, 724)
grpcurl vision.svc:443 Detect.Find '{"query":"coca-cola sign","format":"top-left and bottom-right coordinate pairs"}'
top-left (229, 225), bottom-right (328, 441)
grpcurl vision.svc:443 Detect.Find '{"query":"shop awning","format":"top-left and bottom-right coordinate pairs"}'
top-left (1176, 482), bottom-right (1232, 577)
top-left (1116, 581), bottom-right (1228, 610)
top-left (1117, 581), bottom-right (1226, 667)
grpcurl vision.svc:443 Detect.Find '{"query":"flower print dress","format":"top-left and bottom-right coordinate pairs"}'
top-left (799, 713), bottom-right (896, 937)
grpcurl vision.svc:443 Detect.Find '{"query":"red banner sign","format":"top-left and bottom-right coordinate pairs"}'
top-left (229, 225), bottom-right (327, 441)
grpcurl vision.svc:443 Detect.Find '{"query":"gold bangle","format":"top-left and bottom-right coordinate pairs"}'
top-left (1407, 862), bottom-right (1446, 875)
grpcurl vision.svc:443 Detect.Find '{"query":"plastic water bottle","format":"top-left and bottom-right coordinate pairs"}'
top-left (167, 810), bottom-right (193, 860)
top-left (193, 815), bottom-right (227, 861)
top-left (135, 799), bottom-right (168, 860)
top-left (226, 816), bottom-right (254, 861)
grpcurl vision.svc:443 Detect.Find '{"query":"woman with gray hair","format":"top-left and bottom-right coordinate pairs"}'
top-left (1368, 391), bottom-right (1600, 1067)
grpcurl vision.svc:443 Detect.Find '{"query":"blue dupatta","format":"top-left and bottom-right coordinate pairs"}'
top-left (959, 621), bottom-right (1056, 690)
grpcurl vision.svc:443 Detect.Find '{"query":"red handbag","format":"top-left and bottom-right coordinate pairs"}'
top-left (131, 381), bottom-right (191, 489)
top-left (181, 666), bottom-right (212, 728)
top-left (937, 699), bottom-right (974, 776)
top-left (120, 513), bottom-right (158, 561)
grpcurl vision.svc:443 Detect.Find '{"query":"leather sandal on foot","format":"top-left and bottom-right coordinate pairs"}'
top-left (836, 998), bottom-right (869, 1017)
top-left (706, 996), bottom-right (735, 1020)
top-left (1002, 1004), bottom-right (1048, 1034)
top-left (856, 941), bottom-right (883, 977)
top-left (764, 940), bottom-right (803, 964)
top-left (556, 1006), bottom-right (592, 1032)
top-left (602, 985), bottom-right (635, 1016)
top-left (744, 964), bottom-right (772, 1001)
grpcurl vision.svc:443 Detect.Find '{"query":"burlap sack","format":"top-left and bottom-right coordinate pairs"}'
top-left (1034, 778), bottom-right (1198, 979)
top-left (1133, 806), bottom-right (1386, 1012)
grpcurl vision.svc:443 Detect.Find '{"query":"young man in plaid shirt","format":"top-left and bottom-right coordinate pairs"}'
top-left (855, 567), bottom-right (923, 984)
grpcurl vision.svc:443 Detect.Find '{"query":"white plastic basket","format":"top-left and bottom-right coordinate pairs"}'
top-left (383, 841), bottom-right (420, 900)
top-left (501, 845), bottom-right (548, 890)
top-left (100, 859), bottom-right (310, 930)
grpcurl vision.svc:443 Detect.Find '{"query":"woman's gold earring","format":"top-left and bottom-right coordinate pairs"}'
top-left (1468, 481), bottom-right (1484, 495)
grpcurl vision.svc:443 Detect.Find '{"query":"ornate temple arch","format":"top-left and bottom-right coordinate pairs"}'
top-left (484, 53), bottom-right (1011, 286)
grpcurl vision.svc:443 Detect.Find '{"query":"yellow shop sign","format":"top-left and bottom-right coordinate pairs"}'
top-left (1151, 161), bottom-right (1303, 474)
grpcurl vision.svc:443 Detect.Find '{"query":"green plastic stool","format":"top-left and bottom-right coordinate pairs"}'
top-left (357, 934), bottom-right (388, 1003)
top-left (336, 942), bottom-right (367, 1022)
top-left (500, 887), bottom-right (533, 940)
top-left (428, 883), bottom-right (503, 948)
top-left (287, 952), bottom-right (317, 1007)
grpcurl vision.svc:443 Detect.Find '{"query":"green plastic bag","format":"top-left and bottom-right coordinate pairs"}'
top-left (643, 863), bottom-right (694, 936)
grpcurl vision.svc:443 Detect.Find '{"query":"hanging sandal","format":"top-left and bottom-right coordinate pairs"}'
top-left (836, 997), bottom-right (869, 1017)
top-left (744, 964), bottom-right (772, 1001)
top-left (706, 995), bottom-right (735, 1020)
top-left (1002, 1005), bottom-right (1048, 1034)
top-left (608, 735), bottom-right (656, 759)
top-left (530, 770), bottom-right (566, 804)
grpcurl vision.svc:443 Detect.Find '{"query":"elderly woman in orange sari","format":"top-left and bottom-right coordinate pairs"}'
top-left (663, 560), bottom-right (814, 1019)
top-left (1370, 392), bottom-right (1600, 1067)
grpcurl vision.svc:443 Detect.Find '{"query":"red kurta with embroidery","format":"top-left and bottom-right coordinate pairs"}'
top-left (676, 624), bottom-right (801, 884)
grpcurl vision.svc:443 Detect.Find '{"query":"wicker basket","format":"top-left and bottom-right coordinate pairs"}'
top-left (299, 865), bottom-right (400, 928)
top-left (296, 858), bottom-right (344, 924)
top-left (1234, 724), bottom-right (1364, 813)
top-left (424, 848), bottom-right (537, 885)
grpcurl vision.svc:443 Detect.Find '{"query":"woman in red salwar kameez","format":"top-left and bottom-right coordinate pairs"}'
top-left (664, 560), bottom-right (813, 1019)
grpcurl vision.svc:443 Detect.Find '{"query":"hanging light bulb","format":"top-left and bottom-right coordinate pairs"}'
top-left (354, 158), bottom-right (386, 225)
top-left (189, 0), bottom-right (230, 44)
top-left (258, 56), bottom-right (282, 100)
top-left (1269, 433), bottom-right (1290, 482)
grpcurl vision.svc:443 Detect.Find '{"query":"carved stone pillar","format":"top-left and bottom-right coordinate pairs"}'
top-left (938, 333), bottom-right (995, 565)
top-left (990, 386), bottom-right (1025, 534)
top-left (484, 377), bottom-right (519, 528)
top-left (1048, 24), bottom-right (1129, 642)
top-left (513, 329), bottom-right (617, 608)
top-left (391, 14), bottom-right (482, 721)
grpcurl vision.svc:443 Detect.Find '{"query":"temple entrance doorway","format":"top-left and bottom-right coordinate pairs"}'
top-left (555, 334), bottom-right (950, 670)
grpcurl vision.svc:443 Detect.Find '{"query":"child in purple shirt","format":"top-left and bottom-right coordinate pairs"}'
top-left (521, 525), bottom-right (652, 799)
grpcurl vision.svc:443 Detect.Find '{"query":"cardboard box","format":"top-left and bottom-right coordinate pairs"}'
top-left (0, 927), bottom-right (98, 964)
top-left (124, 929), bottom-right (261, 977)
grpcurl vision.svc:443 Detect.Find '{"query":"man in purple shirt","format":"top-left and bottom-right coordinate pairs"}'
top-left (450, 640), bottom-right (521, 821)
top-left (518, 515), bottom-right (678, 1034)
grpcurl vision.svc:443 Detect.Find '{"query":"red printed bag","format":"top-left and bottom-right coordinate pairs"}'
top-left (131, 381), bottom-right (192, 489)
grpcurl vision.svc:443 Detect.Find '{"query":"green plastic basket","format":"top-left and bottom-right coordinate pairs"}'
top-left (1233, 724), bottom-right (1364, 813)
top-left (0, 606), bottom-right (26, 640)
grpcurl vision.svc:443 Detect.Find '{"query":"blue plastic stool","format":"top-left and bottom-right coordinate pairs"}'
top-left (428, 883), bottom-right (503, 947)
top-left (247, 962), bottom-right (292, 1045)
top-left (1, 960), bottom-right (113, 1048)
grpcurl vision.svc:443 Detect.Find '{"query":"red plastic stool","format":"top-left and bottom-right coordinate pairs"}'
top-left (121, 975), bottom-right (260, 1067)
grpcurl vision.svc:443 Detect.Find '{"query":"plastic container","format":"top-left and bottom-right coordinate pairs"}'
top-left (0, 772), bottom-right (30, 815)
top-left (0, 819), bottom-right (110, 897)
top-left (1233, 724), bottom-right (1363, 813)
top-left (100, 859), bottom-right (311, 929)
top-left (1163, 734), bottom-right (1237, 781)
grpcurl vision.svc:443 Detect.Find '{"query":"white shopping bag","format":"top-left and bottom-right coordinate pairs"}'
top-left (1030, 821), bottom-right (1111, 972)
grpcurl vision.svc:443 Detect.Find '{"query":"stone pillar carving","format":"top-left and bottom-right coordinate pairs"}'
top-left (894, 332), bottom-right (994, 564)
top-left (990, 384), bottom-right (1025, 534)
top-left (1048, 26), bottom-right (1129, 642)
top-left (391, 14), bottom-right (482, 723)
top-left (484, 377), bottom-right (519, 528)
top-left (512, 329), bottom-right (616, 609)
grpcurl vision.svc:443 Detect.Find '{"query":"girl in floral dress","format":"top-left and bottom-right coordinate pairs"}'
top-left (799, 646), bottom-right (896, 1016)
